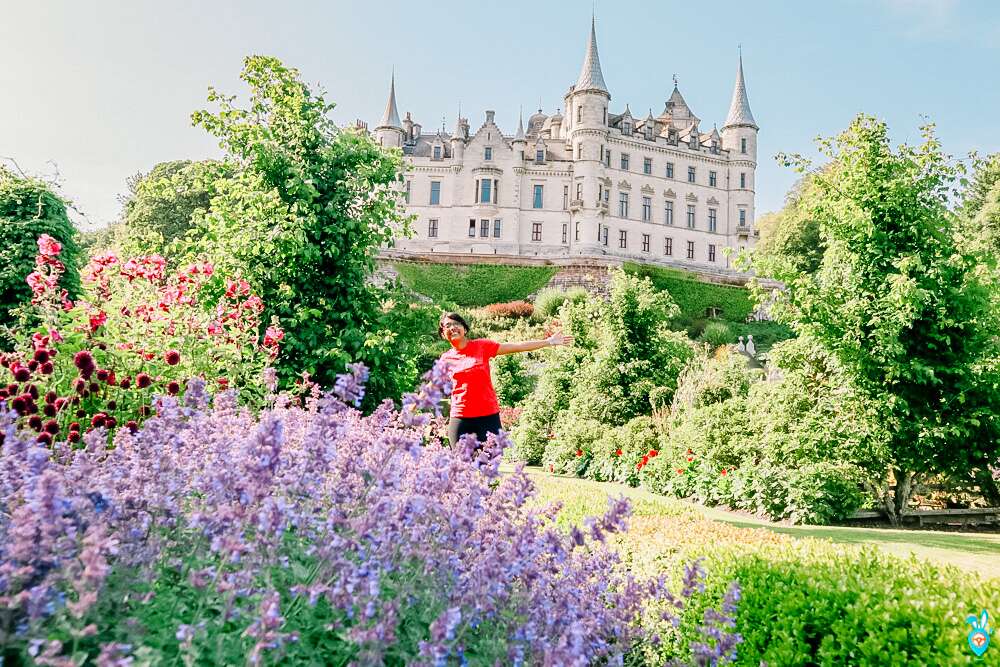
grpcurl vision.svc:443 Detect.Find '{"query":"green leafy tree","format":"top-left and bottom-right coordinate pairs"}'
top-left (754, 116), bottom-right (1000, 520)
top-left (114, 160), bottom-right (225, 260)
top-left (957, 152), bottom-right (1000, 220)
top-left (185, 56), bottom-right (411, 407)
top-left (754, 175), bottom-right (825, 275)
top-left (0, 166), bottom-right (81, 339)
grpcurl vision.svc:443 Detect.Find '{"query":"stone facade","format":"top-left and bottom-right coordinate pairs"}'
top-left (369, 18), bottom-right (759, 276)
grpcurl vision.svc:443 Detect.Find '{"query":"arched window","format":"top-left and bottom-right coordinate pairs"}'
top-left (577, 105), bottom-right (583, 123)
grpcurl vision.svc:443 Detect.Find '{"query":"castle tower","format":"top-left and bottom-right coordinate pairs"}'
top-left (566, 15), bottom-right (611, 255)
top-left (374, 72), bottom-right (405, 148)
top-left (720, 52), bottom-right (758, 242)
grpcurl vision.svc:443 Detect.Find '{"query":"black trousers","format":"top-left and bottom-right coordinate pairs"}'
top-left (448, 412), bottom-right (502, 446)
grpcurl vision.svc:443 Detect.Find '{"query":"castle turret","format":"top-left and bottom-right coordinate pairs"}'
top-left (451, 113), bottom-right (467, 161)
top-left (720, 52), bottom-right (758, 244)
top-left (374, 72), bottom-right (404, 148)
top-left (567, 15), bottom-right (611, 255)
top-left (512, 111), bottom-right (526, 160)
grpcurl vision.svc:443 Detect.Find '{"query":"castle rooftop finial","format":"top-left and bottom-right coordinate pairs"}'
top-left (723, 50), bottom-right (757, 130)
top-left (378, 69), bottom-right (401, 128)
top-left (574, 14), bottom-right (609, 95)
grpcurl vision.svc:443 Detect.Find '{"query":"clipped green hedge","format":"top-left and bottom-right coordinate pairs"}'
top-left (393, 263), bottom-right (557, 307)
top-left (622, 262), bottom-right (753, 323)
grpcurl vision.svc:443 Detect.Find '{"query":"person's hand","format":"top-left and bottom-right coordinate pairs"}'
top-left (545, 332), bottom-right (574, 347)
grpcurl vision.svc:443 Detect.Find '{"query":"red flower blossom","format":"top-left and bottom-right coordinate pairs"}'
top-left (687, 456), bottom-right (693, 462)
top-left (126, 420), bottom-right (139, 433)
top-left (36, 432), bottom-right (52, 445)
top-left (614, 448), bottom-right (623, 456)
top-left (43, 403), bottom-right (56, 417)
top-left (96, 369), bottom-right (109, 382)
top-left (720, 469), bottom-right (728, 476)
top-left (33, 349), bottom-right (50, 363)
top-left (648, 449), bottom-right (658, 458)
top-left (69, 422), bottom-right (80, 431)
top-left (73, 350), bottom-right (95, 372)
top-left (676, 468), bottom-right (684, 475)
top-left (575, 449), bottom-right (583, 457)
top-left (37, 234), bottom-right (62, 257)
top-left (165, 350), bottom-right (180, 365)
top-left (10, 396), bottom-right (27, 414)
top-left (263, 326), bottom-right (285, 348)
top-left (68, 431), bottom-right (81, 443)
top-left (43, 420), bottom-right (59, 435)
top-left (89, 310), bottom-right (108, 331)
top-left (136, 373), bottom-right (152, 389)
top-left (40, 361), bottom-right (54, 375)
top-left (167, 381), bottom-right (180, 395)
top-left (13, 366), bottom-right (31, 382)
top-left (91, 413), bottom-right (107, 428)
top-left (28, 416), bottom-right (43, 431)
top-left (119, 376), bottom-right (132, 389)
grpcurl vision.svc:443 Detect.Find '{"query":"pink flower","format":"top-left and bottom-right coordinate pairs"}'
top-left (242, 295), bottom-right (264, 313)
top-left (37, 234), bottom-right (62, 257)
top-left (207, 321), bottom-right (224, 336)
top-left (89, 310), bottom-right (108, 331)
top-left (263, 326), bottom-right (284, 348)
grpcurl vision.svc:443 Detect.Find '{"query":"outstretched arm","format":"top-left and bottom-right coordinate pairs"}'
top-left (496, 332), bottom-right (574, 356)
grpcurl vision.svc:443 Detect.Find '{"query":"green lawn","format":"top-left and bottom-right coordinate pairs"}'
top-left (517, 466), bottom-right (1000, 580)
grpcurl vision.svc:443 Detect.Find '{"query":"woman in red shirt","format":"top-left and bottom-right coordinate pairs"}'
top-left (438, 312), bottom-right (572, 445)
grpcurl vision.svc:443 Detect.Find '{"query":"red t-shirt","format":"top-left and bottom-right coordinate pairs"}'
top-left (440, 338), bottom-right (501, 418)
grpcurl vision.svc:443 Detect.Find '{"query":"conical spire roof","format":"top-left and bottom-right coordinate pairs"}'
top-left (574, 16), bottom-right (609, 95)
top-left (723, 54), bottom-right (757, 130)
top-left (379, 72), bottom-right (402, 129)
top-left (513, 111), bottom-right (526, 141)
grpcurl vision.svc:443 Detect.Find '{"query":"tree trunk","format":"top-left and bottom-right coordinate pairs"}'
top-left (881, 468), bottom-right (915, 526)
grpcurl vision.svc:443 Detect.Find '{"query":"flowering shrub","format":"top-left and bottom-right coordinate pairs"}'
top-left (0, 236), bottom-right (280, 442)
top-left (0, 361), bottom-right (740, 665)
top-left (483, 300), bottom-right (534, 319)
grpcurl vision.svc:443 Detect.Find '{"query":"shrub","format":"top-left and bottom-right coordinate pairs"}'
top-left (492, 352), bottom-right (535, 407)
top-left (622, 262), bottom-right (754, 323)
top-left (394, 263), bottom-right (557, 307)
top-left (698, 320), bottom-right (733, 348)
top-left (0, 240), bottom-right (278, 442)
top-left (592, 416), bottom-right (659, 486)
top-left (483, 300), bottom-right (533, 319)
top-left (0, 362), bottom-right (739, 665)
top-left (783, 461), bottom-right (867, 524)
top-left (0, 167), bottom-right (81, 336)
top-left (533, 286), bottom-right (589, 318)
top-left (544, 414), bottom-right (608, 478)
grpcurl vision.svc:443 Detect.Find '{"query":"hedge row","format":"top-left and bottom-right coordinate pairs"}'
top-left (392, 263), bottom-right (557, 307)
top-left (622, 262), bottom-right (754, 323)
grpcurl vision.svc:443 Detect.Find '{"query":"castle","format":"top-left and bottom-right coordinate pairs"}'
top-left (370, 17), bottom-right (758, 274)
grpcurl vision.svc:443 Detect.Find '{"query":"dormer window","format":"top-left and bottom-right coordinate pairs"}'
top-left (433, 145), bottom-right (442, 160)
top-left (485, 147), bottom-right (493, 161)
top-left (644, 124), bottom-right (653, 140)
top-left (668, 129), bottom-right (678, 144)
top-left (711, 140), bottom-right (720, 154)
top-left (535, 149), bottom-right (545, 164)
top-left (689, 132), bottom-right (700, 149)
top-left (622, 120), bottom-right (632, 135)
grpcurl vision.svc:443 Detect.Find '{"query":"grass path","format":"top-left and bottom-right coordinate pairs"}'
top-left (518, 466), bottom-right (1000, 580)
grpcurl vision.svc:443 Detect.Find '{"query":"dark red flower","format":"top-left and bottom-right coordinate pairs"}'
top-left (105, 417), bottom-right (117, 430)
top-left (76, 409), bottom-right (86, 418)
top-left (96, 369), bottom-right (109, 382)
top-left (44, 420), bottom-right (59, 435)
top-left (167, 381), bottom-right (180, 395)
top-left (45, 391), bottom-right (57, 404)
top-left (136, 373), bottom-right (152, 389)
top-left (164, 350), bottom-right (180, 366)
top-left (54, 397), bottom-right (65, 409)
top-left (649, 450), bottom-right (658, 458)
top-left (125, 420), bottom-right (138, 434)
top-left (68, 431), bottom-right (81, 443)
top-left (36, 432), bottom-right (52, 445)
top-left (91, 413), bottom-right (107, 428)
top-left (40, 361), bottom-right (54, 375)
top-left (13, 366), bottom-right (31, 382)
top-left (32, 349), bottom-right (50, 363)
top-left (25, 400), bottom-right (38, 415)
top-left (575, 449), bottom-right (583, 457)
top-left (106, 371), bottom-right (117, 386)
top-left (69, 422), bottom-right (80, 431)
top-left (27, 361), bottom-right (38, 372)
top-left (89, 382), bottom-right (99, 394)
top-left (26, 386), bottom-right (38, 400)
top-left (43, 404), bottom-right (57, 417)
top-left (139, 405), bottom-right (151, 417)
top-left (119, 376), bottom-right (131, 390)
top-left (6, 383), bottom-right (18, 394)
top-left (0, 390), bottom-right (7, 400)
top-left (74, 378), bottom-right (86, 394)
top-left (28, 416), bottom-right (43, 431)
top-left (106, 400), bottom-right (117, 411)
top-left (73, 350), bottom-right (95, 371)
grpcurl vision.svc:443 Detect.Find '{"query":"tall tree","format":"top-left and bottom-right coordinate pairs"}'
top-left (754, 175), bottom-right (825, 275)
top-left (186, 56), bottom-right (412, 407)
top-left (756, 116), bottom-right (1000, 520)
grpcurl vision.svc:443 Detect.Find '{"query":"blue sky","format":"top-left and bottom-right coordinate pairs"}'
top-left (2, 0), bottom-right (998, 229)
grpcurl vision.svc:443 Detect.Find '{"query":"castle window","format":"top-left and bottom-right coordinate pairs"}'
top-left (562, 224), bottom-right (568, 244)
top-left (689, 132), bottom-right (700, 149)
top-left (687, 166), bottom-right (696, 183)
top-left (645, 124), bottom-right (653, 140)
top-left (494, 219), bottom-right (502, 238)
top-left (643, 157), bottom-right (652, 175)
top-left (709, 170), bottom-right (717, 187)
top-left (709, 208), bottom-right (718, 232)
top-left (665, 201), bottom-right (674, 225)
top-left (433, 145), bottom-right (442, 160)
top-left (711, 140), bottom-right (720, 154)
top-left (741, 137), bottom-right (748, 154)
top-left (601, 225), bottom-right (609, 246)
top-left (468, 219), bottom-right (476, 237)
top-left (479, 178), bottom-right (491, 204)
top-left (668, 129), bottom-right (678, 144)
top-left (480, 219), bottom-right (490, 237)
top-left (427, 219), bottom-right (438, 238)
top-left (666, 162), bottom-right (674, 179)
top-left (485, 147), bottom-right (493, 161)
top-left (520, 150), bottom-right (525, 160)
top-left (404, 180), bottom-right (411, 203)
top-left (664, 237), bottom-right (673, 256)
top-left (577, 105), bottom-right (582, 123)
top-left (621, 153), bottom-right (630, 170)
top-left (642, 196), bottom-right (652, 222)
top-left (642, 233), bottom-right (650, 252)
top-left (622, 120), bottom-right (632, 135)
top-left (687, 204), bottom-right (696, 228)
top-left (575, 222), bottom-right (580, 241)
top-left (535, 149), bottom-right (545, 164)
top-left (740, 172), bottom-right (747, 189)
top-left (532, 222), bottom-right (542, 242)
top-left (563, 185), bottom-right (569, 210)
top-left (603, 107), bottom-right (607, 125)
top-left (618, 192), bottom-right (629, 218)
top-left (686, 240), bottom-right (695, 259)
top-left (533, 184), bottom-right (544, 209)
top-left (576, 182), bottom-right (583, 200)
top-left (430, 181), bottom-right (441, 205)
top-left (604, 149), bottom-right (611, 167)
top-left (739, 208), bottom-right (747, 226)
top-left (708, 244), bottom-right (717, 262)
top-left (619, 230), bottom-right (628, 249)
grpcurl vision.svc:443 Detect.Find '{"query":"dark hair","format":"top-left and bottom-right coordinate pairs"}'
top-left (438, 312), bottom-right (471, 340)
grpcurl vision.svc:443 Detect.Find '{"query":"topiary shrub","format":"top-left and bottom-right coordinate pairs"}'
top-left (0, 167), bottom-right (81, 336)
